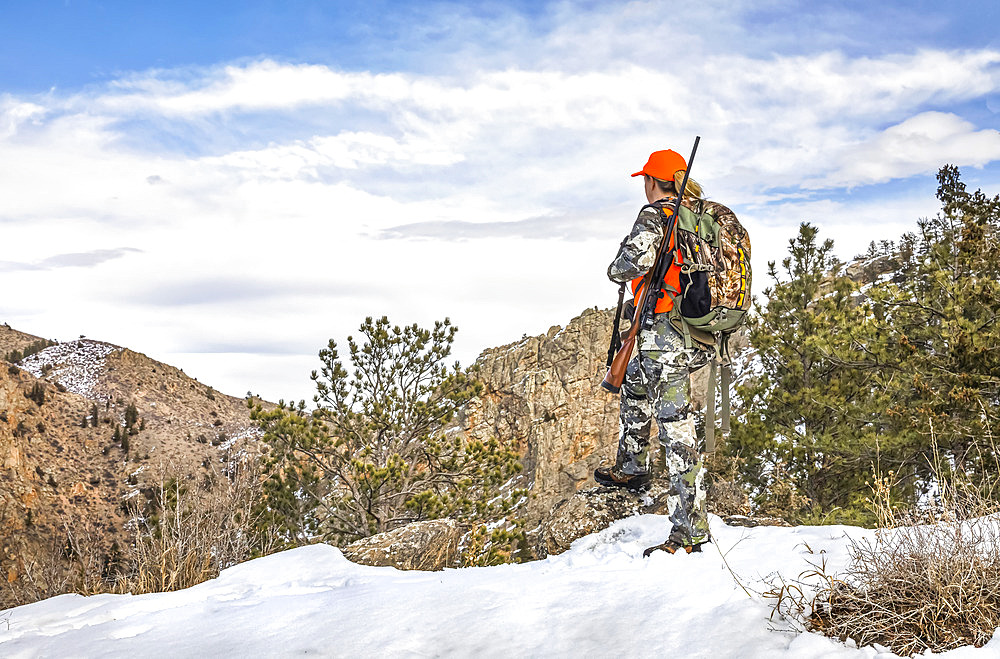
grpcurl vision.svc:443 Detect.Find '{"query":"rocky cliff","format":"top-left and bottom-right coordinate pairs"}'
top-left (459, 307), bottom-right (621, 524)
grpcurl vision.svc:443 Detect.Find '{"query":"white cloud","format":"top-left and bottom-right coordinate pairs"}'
top-left (1, 5), bottom-right (999, 403)
top-left (818, 112), bottom-right (1000, 188)
top-left (0, 97), bottom-right (47, 138)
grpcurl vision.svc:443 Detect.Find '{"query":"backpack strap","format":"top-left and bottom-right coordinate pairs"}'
top-left (718, 332), bottom-right (733, 441)
top-left (705, 358), bottom-right (717, 452)
top-left (720, 359), bottom-right (732, 440)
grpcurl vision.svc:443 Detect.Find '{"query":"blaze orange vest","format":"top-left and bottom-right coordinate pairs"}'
top-left (630, 208), bottom-right (683, 313)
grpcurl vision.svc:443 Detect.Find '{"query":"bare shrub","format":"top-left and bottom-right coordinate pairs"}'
top-left (1, 519), bottom-right (111, 610)
top-left (2, 459), bottom-right (279, 608)
top-left (810, 476), bottom-right (1000, 654)
top-left (703, 448), bottom-right (751, 517)
top-left (114, 459), bottom-right (279, 595)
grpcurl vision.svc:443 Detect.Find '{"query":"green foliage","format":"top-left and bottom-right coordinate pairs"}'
top-left (729, 223), bottom-right (886, 522)
top-left (251, 316), bottom-right (524, 547)
top-left (5, 339), bottom-right (56, 363)
top-left (124, 403), bottom-right (139, 429)
top-left (461, 521), bottom-right (532, 567)
top-left (731, 166), bottom-right (1000, 523)
top-left (26, 382), bottom-right (46, 406)
top-left (861, 165), bottom-right (1000, 489)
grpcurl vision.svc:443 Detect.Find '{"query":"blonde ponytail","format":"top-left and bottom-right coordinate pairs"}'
top-left (651, 171), bottom-right (704, 199)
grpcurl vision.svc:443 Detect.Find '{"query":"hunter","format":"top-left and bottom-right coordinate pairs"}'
top-left (595, 148), bottom-right (710, 554)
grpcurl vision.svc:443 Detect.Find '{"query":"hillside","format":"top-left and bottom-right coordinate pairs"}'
top-left (0, 326), bottom-right (262, 606)
top-left (1, 306), bottom-right (748, 598)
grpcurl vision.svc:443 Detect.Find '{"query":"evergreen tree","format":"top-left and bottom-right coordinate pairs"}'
top-left (251, 316), bottom-right (523, 546)
top-left (864, 166), bottom-right (1000, 490)
top-left (733, 166), bottom-right (1000, 521)
top-left (729, 224), bottom-right (887, 522)
top-left (124, 403), bottom-right (139, 430)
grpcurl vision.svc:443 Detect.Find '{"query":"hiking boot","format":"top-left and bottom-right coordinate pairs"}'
top-left (593, 466), bottom-right (651, 491)
top-left (643, 532), bottom-right (709, 557)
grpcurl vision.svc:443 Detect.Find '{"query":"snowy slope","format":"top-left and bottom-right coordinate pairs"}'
top-left (2, 516), bottom-right (999, 658)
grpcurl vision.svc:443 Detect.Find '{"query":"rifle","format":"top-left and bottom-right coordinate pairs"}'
top-left (601, 136), bottom-right (700, 394)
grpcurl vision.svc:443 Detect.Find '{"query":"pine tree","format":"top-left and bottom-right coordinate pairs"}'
top-left (864, 165), bottom-right (1000, 490)
top-left (729, 223), bottom-right (887, 522)
top-left (251, 316), bottom-right (524, 547)
top-left (124, 403), bottom-right (139, 430)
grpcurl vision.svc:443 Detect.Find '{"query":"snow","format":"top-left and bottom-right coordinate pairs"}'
top-left (18, 340), bottom-right (121, 399)
top-left (2, 516), bottom-right (999, 658)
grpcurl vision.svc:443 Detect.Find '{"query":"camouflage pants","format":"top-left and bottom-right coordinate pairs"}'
top-left (617, 324), bottom-right (709, 545)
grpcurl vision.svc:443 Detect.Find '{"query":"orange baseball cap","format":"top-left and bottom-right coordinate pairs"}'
top-left (631, 149), bottom-right (687, 181)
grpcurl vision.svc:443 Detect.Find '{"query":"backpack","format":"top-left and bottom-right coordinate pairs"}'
top-left (668, 198), bottom-right (752, 350)
top-left (668, 198), bottom-right (752, 450)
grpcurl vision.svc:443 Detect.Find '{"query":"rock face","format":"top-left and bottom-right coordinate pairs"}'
top-left (342, 519), bottom-right (461, 571)
top-left (540, 482), bottom-right (674, 556)
top-left (460, 307), bottom-right (621, 525)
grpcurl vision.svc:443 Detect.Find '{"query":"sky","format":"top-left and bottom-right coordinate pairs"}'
top-left (1, 0), bottom-right (999, 403)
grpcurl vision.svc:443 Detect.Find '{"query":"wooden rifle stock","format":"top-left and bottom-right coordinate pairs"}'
top-left (600, 136), bottom-right (701, 395)
top-left (601, 285), bottom-right (647, 393)
top-left (599, 227), bottom-right (668, 393)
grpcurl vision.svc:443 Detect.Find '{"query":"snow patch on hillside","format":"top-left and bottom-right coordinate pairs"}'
top-left (19, 340), bottom-right (121, 399)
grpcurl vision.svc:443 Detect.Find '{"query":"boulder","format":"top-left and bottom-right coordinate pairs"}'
top-left (721, 515), bottom-right (792, 528)
top-left (539, 481), bottom-right (673, 556)
top-left (341, 519), bottom-right (461, 571)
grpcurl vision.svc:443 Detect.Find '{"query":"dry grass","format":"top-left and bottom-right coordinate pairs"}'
top-left (2, 458), bottom-right (278, 609)
top-left (809, 476), bottom-right (1000, 655)
top-left (112, 458), bottom-right (278, 595)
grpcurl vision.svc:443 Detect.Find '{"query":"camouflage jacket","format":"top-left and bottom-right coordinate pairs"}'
top-left (608, 200), bottom-right (681, 353)
top-left (608, 202), bottom-right (670, 285)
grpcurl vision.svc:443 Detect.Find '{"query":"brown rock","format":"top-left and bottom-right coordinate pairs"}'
top-left (341, 519), bottom-right (461, 571)
top-left (721, 515), bottom-right (792, 528)
top-left (460, 308), bottom-right (622, 526)
top-left (540, 481), bottom-right (673, 556)
top-left (3, 445), bottom-right (20, 469)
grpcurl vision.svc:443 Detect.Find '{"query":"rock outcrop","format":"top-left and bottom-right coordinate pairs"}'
top-left (459, 308), bottom-right (621, 526)
top-left (539, 482), bottom-right (674, 556)
top-left (342, 519), bottom-right (461, 571)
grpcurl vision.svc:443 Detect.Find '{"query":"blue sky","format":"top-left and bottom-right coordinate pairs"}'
top-left (5, 0), bottom-right (1000, 91)
top-left (1, 0), bottom-right (999, 402)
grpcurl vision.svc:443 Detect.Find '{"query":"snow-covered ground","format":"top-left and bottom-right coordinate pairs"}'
top-left (2, 516), bottom-right (999, 658)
